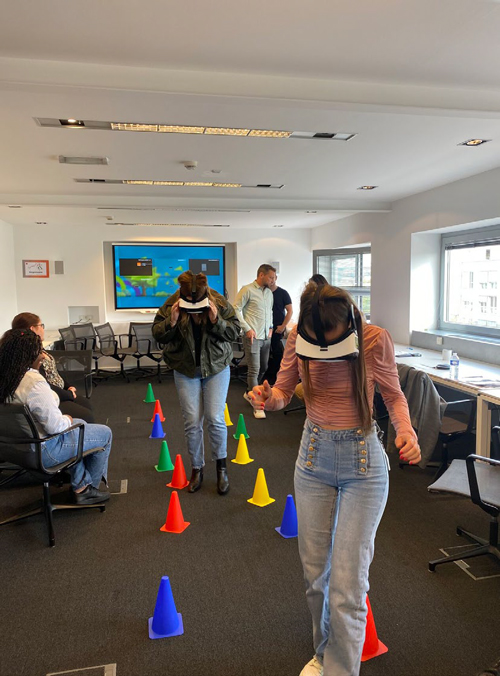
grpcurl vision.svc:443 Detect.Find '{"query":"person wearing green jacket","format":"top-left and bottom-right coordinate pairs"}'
top-left (152, 270), bottom-right (240, 495)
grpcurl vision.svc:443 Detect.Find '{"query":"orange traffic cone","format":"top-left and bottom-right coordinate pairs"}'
top-left (166, 454), bottom-right (189, 489)
top-left (361, 595), bottom-right (388, 662)
top-left (151, 400), bottom-right (165, 423)
top-left (160, 491), bottom-right (190, 534)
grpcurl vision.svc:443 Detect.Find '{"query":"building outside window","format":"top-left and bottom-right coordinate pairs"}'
top-left (313, 247), bottom-right (371, 320)
top-left (440, 226), bottom-right (500, 338)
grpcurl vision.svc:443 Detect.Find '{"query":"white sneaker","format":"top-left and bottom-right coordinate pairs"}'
top-left (243, 392), bottom-right (253, 405)
top-left (253, 408), bottom-right (266, 419)
top-left (299, 656), bottom-right (323, 676)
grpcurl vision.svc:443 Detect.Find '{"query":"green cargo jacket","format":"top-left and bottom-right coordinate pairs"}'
top-left (152, 290), bottom-right (241, 379)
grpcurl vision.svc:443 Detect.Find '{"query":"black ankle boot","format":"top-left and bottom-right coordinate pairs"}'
top-left (216, 458), bottom-right (229, 495)
top-left (188, 467), bottom-right (203, 493)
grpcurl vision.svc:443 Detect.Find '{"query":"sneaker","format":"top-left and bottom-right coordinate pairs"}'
top-left (299, 656), bottom-right (323, 676)
top-left (74, 485), bottom-right (110, 505)
top-left (243, 392), bottom-right (253, 405)
top-left (253, 408), bottom-right (266, 419)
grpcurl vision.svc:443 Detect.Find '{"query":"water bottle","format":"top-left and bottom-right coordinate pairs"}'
top-left (449, 352), bottom-right (459, 378)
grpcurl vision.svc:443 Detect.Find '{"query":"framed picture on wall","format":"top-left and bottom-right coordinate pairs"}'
top-left (22, 260), bottom-right (49, 278)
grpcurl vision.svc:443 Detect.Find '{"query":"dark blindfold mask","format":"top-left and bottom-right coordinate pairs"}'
top-left (296, 296), bottom-right (359, 362)
top-left (179, 275), bottom-right (210, 314)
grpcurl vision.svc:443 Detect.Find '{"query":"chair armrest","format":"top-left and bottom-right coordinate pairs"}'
top-left (116, 333), bottom-right (132, 348)
top-left (84, 373), bottom-right (93, 398)
top-left (465, 454), bottom-right (500, 517)
top-left (136, 337), bottom-right (153, 353)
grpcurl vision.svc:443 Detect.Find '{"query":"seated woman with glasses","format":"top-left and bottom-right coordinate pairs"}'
top-left (11, 313), bottom-right (95, 423)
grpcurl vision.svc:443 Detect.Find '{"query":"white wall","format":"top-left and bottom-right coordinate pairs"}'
top-left (0, 219), bottom-right (18, 333)
top-left (12, 223), bottom-right (312, 332)
top-left (312, 166), bottom-right (500, 344)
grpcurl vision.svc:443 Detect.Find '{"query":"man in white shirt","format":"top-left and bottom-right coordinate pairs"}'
top-left (234, 264), bottom-right (276, 419)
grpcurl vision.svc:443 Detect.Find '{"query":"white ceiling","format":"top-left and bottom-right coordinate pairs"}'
top-left (2, 0), bottom-right (500, 230)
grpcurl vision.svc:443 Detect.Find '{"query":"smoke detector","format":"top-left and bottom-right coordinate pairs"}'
top-left (182, 160), bottom-right (198, 170)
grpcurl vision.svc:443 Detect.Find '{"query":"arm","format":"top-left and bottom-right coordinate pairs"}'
top-left (372, 329), bottom-right (421, 463)
top-left (251, 328), bottom-right (300, 411)
top-left (233, 286), bottom-right (252, 334)
top-left (207, 298), bottom-right (242, 342)
top-left (26, 380), bottom-right (72, 435)
top-left (152, 292), bottom-right (180, 344)
top-left (276, 303), bottom-right (293, 334)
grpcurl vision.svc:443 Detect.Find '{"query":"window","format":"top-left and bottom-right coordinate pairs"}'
top-left (440, 226), bottom-right (500, 338)
top-left (313, 247), bottom-right (371, 320)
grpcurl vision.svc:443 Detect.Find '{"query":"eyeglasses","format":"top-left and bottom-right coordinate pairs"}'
top-left (34, 323), bottom-right (45, 329)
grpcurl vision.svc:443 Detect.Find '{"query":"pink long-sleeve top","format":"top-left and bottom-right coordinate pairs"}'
top-left (266, 324), bottom-right (414, 436)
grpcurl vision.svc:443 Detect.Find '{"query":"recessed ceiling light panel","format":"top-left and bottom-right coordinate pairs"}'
top-left (357, 185), bottom-right (378, 190)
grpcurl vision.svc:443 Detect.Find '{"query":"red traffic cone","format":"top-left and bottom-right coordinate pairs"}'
top-left (151, 400), bottom-right (165, 423)
top-left (166, 454), bottom-right (189, 489)
top-left (361, 595), bottom-right (388, 662)
top-left (160, 491), bottom-right (190, 534)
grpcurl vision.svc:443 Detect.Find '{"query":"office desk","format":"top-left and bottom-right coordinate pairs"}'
top-left (477, 389), bottom-right (500, 458)
top-left (395, 344), bottom-right (500, 457)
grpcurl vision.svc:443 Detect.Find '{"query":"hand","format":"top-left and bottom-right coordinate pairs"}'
top-left (395, 434), bottom-right (421, 465)
top-left (276, 324), bottom-right (286, 334)
top-left (249, 380), bottom-right (272, 410)
top-left (268, 328), bottom-right (273, 339)
top-left (208, 300), bottom-right (218, 323)
top-left (68, 386), bottom-right (77, 399)
top-left (170, 300), bottom-right (181, 325)
top-left (66, 415), bottom-right (73, 423)
top-left (245, 329), bottom-right (256, 344)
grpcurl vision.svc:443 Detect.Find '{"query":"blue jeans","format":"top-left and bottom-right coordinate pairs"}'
top-left (294, 419), bottom-right (389, 676)
top-left (42, 421), bottom-right (112, 491)
top-left (174, 366), bottom-right (230, 469)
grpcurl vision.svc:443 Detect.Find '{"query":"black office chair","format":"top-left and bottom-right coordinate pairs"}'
top-left (58, 326), bottom-right (85, 351)
top-left (428, 452), bottom-right (500, 572)
top-left (46, 349), bottom-right (94, 398)
top-left (0, 404), bottom-right (106, 547)
top-left (95, 322), bottom-right (136, 382)
top-left (230, 337), bottom-right (247, 383)
top-left (433, 397), bottom-right (477, 480)
top-left (129, 322), bottom-right (164, 382)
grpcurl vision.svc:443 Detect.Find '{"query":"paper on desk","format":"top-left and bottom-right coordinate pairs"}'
top-left (461, 376), bottom-right (500, 388)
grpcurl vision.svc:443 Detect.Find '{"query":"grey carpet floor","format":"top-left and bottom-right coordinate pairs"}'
top-left (0, 376), bottom-right (498, 676)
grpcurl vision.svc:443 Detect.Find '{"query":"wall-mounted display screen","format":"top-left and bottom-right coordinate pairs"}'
top-left (112, 243), bottom-right (225, 310)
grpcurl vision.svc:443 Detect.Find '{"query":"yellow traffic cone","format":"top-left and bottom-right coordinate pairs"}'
top-left (231, 434), bottom-right (254, 465)
top-left (224, 403), bottom-right (233, 426)
top-left (247, 468), bottom-right (275, 507)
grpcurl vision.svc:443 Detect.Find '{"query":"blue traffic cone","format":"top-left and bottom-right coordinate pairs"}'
top-left (148, 576), bottom-right (184, 639)
top-left (275, 494), bottom-right (298, 538)
top-left (149, 413), bottom-right (166, 439)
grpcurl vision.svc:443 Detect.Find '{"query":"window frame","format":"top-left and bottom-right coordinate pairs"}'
top-left (313, 247), bottom-right (371, 318)
top-left (439, 225), bottom-right (500, 339)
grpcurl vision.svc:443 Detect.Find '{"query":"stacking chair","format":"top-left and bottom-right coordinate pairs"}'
top-left (129, 322), bottom-right (164, 382)
top-left (94, 322), bottom-right (136, 381)
top-left (58, 326), bottom-right (84, 351)
top-left (428, 452), bottom-right (500, 572)
top-left (0, 404), bottom-right (106, 547)
top-left (71, 322), bottom-right (97, 350)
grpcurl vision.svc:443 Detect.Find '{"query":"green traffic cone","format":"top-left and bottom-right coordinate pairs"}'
top-left (144, 383), bottom-right (156, 403)
top-left (233, 413), bottom-right (250, 440)
top-left (155, 440), bottom-right (174, 472)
